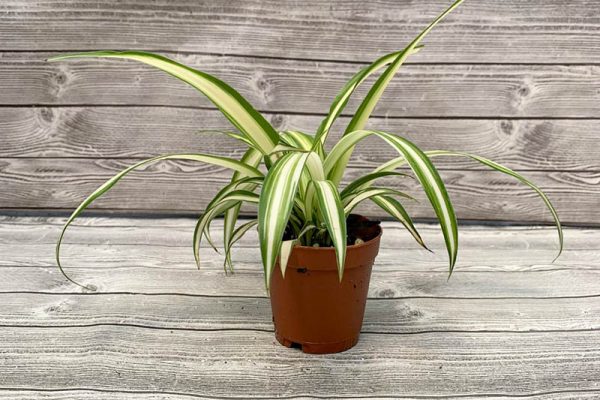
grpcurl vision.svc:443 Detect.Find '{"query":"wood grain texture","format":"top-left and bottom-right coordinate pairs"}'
top-left (2, 107), bottom-right (599, 172)
top-left (0, 157), bottom-right (597, 223)
top-left (1, 0), bottom-right (599, 396)
top-left (2, 1), bottom-right (598, 221)
top-left (1, 0), bottom-right (599, 64)
top-left (3, 53), bottom-right (600, 117)
top-left (0, 218), bottom-right (592, 298)
top-left (0, 326), bottom-right (598, 397)
top-left (0, 216), bottom-right (598, 398)
top-left (2, 292), bottom-right (599, 333)
top-left (1, 390), bottom-right (599, 400)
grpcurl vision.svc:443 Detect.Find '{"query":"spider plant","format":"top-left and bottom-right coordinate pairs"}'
top-left (51, 0), bottom-right (562, 290)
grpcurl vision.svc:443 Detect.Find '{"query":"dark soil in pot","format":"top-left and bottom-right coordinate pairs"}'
top-left (270, 214), bottom-right (382, 354)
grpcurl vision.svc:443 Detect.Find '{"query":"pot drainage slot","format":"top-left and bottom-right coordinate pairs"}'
top-left (289, 342), bottom-right (302, 350)
top-left (297, 268), bottom-right (307, 273)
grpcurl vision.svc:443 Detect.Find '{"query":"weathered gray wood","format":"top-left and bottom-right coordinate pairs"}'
top-left (3, 3), bottom-right (599, 221)
top-left (1, 0), bottom-right (599, 396)
top-left (3, 292), bottom-right (599, 333)
top-left (2, 1), bottom-right (599, 64)
top-left (0, 157), bottom-right (596, 223)
top-left (0, 218), bottom-right (595, 298)
top-left (0, 216), bottom-right (598, 397)
top-left (0, 326), bottom-right (597, 397)
top-left (1, 390), bottom-right (598, 400)
top-left (5, 266), bottom-right (600, 299)
top-left (2, 107), bottom-right (599, 172)
top-left (4, 54), bottom-right (600, 117)
top-left (3, 217), bottom-right (587, 249)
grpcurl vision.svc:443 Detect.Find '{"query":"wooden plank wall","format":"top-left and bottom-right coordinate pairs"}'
top-left (1, 0), bottom-right (598, 224)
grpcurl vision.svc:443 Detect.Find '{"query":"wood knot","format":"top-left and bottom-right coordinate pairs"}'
top-left (54, 71), bottom-right (68, 85)
top-left (44, 299), bottom-right (72, 314)
top-left (378, 288), bottom-right (396, 298)
top-left (256, 77), bottom-right (268, 91)
top-left (39, 107), bottom-right (55, 123)
top-left (253, 72), bottom-right (272, 104)
top-left (270, 114), bottom-right (285, 130)
top-left (500, 120), bottom-right (513, 135)
top-left (81, 283), bottom-right (98, 292)
top-left (517, 85), bottom-right (530, 97)
top-left (401, 306), bottom-right (424, 319)
top-left (51, 66), bottom-right (71, 97)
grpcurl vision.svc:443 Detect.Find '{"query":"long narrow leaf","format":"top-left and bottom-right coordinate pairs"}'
top-left (48, 51), bottom-right (278, 153)
top-left (433, 151), bottom-right (563, 261)
top-left (377, 132), bottom-right (458, 272)
top-left (258, 152), bottom-right (310, 289)
top-left (279, 240), bottom-right (296, 278)
top-left (313, 180), bottom-right (347, 280)
top-left (325, 129), bottom-right (458, 273)
top-left (194, 201), bottom-right (236, 268)
top-left (56, 153), bottom-right (261, 288)
top-left (328, 0), bottom-right (464, 185)
top-left (341, 171), bottom-right (414, 198)
top-left (280, 131), bottom-right (315, 150)
top-left (222, 148), bottom-right (263, 273)
top-left (372, 150), bottom-right (564, 261)
top-left (343, 187), bottom-right (415, 214)
top-left (281, 132), bottom-right (319, 198)
top-left (193, 189), bottom-right (260, 268)
top-left (201, 176), bottom-right (262, 255)
top-left (371, 195), bottom-right (429, 251)
top-left (224, 219), bottom-right (258, 272)
top-left (314, 46), bottom-right (424, 145)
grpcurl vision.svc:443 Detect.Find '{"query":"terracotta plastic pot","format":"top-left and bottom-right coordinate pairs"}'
top-left (269, 219), bottom-right (382, 354)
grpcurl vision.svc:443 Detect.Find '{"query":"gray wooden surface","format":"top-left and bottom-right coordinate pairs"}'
top-left (1, 0), bottom-right (598, 224)
top-left (0, 215), bottom-right (598, 398)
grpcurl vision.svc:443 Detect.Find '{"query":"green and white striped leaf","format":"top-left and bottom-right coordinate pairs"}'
top-left (222, 148), bottom-right (264, 273)
top-left (341, 171), bottom-right (414, 198)
top-left (280, 132), bottom-right (320, 198)
top-left (214, 190), bottom-right (260, 206)
top-left (328, 0), bottom-right (464, 185)
top-left (432, 151), bottom-right (563, 261)
top-left (56, 153), bottom-right (261, 288)
top-left (48, 51), bottom-right (278, 154)
top-left (258, 151), bottom-right (310, 289)
top-left (193, 189), bottom-right (259, 268)
top-left (193, 201), bottom-right (234, 268)
top-left (343, 187), bottom-right (415, 215)
top-left (192, 152), bottom-right (262, 266)
top-left (376, 132), bottom-right (458, 272)
top-left (224, 219), bottom-right (258, 272)
top-left (314, 46), bottom-right (424, 145)
top-left (371, 195), bottom-right (429, 251)
top-left (346, 0), bottom-right (463, 133)
top-left (313, 180), bottom-right (347, 280)
top-left (372, 150), bottom-right (564, 261)
top-left (277, 223), bottom-right (317, 278)
top-left (305, 151), bottom-right (326, 181)
top-left (268, 144), bottom-right (305, 155)
top-left (279, 239), bottom-right (296, 278)
top-left (223, 131), bottom-right (256, 148)
top-left (280, 131), bottom-right (315, 150)
top-left (325, 129), bottom-right (458, 273)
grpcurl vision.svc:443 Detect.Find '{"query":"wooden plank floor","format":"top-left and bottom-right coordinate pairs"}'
top-left (0, 215), bottom-right (598, 399)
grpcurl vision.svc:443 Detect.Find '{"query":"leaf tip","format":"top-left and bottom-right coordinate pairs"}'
top-left (551, 249), bottom-right (563, 264)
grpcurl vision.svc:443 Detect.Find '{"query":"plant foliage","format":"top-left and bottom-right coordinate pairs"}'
top-left (50, 0), bottom-right (562, 290)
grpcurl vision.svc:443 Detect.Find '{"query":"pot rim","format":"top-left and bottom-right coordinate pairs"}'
top-left (291, 224), bottom-right (382, 252)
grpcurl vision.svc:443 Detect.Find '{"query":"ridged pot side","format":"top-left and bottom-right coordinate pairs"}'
top-left (269, 221), bottom-right (382, 354)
